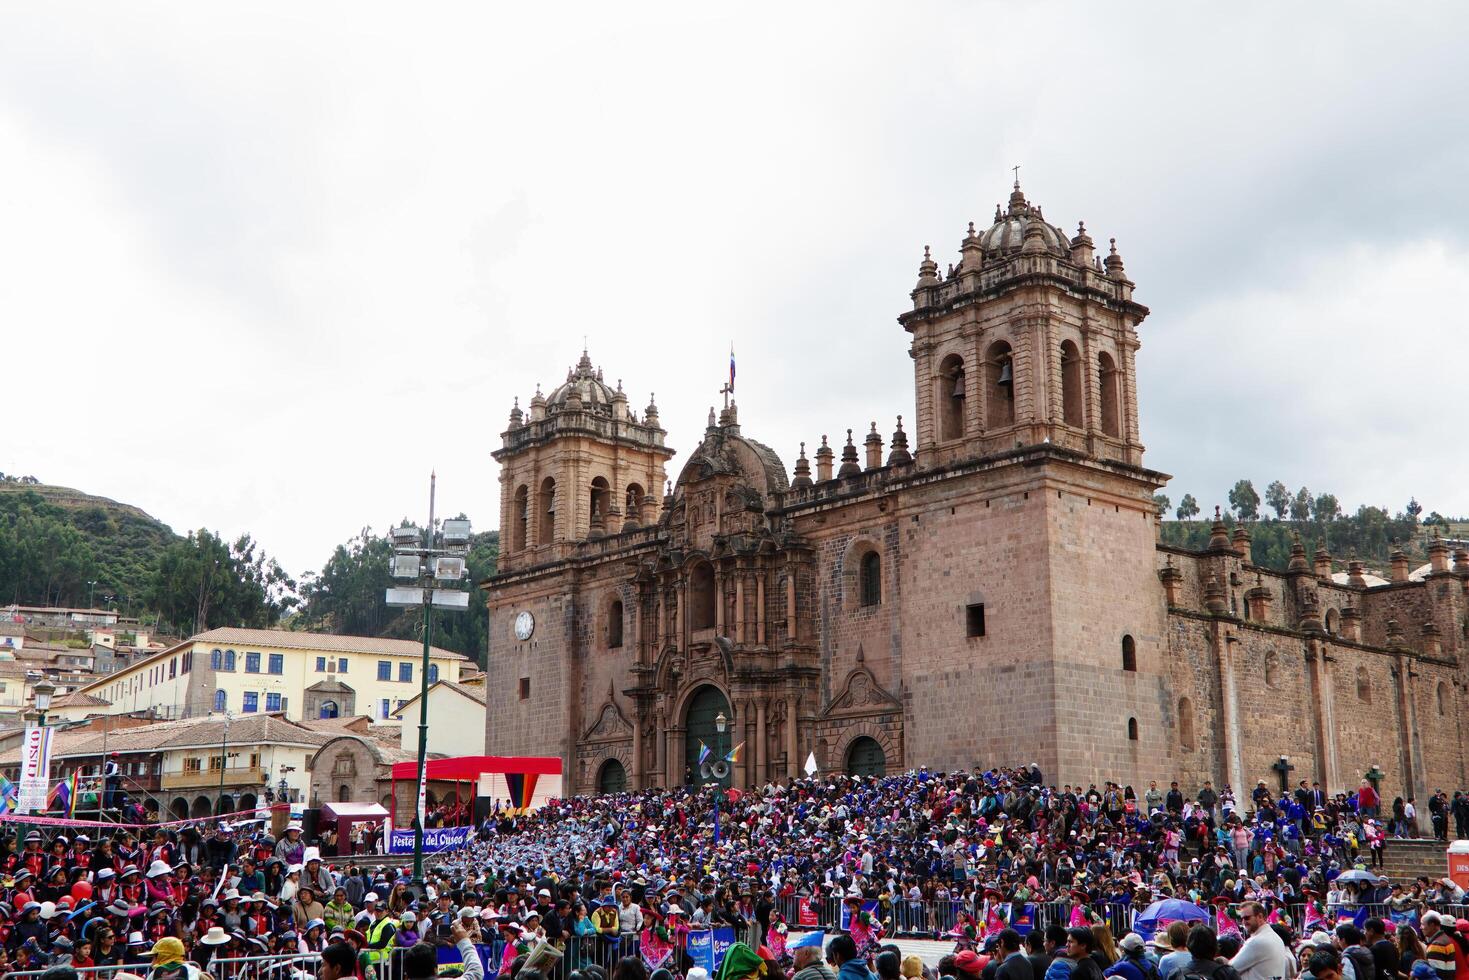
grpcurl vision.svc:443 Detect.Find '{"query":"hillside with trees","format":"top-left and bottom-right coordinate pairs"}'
top-left (1153, 480), bottom-right (1464, 571)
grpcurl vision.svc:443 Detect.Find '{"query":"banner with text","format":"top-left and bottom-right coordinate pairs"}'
top-left (686, 928), bottom-right (738, 974)
top-left (18, 726), bottom-right (53, 812)
top-left (388, 824), bottom-right (474, 853)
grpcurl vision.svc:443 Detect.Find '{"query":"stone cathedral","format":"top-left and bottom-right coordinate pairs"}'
top-left (483, 182), bottom-right (1469, 800)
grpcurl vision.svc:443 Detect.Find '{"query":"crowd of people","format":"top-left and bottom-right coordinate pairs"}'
top-left (4, 764), bottom-right (1469, 980)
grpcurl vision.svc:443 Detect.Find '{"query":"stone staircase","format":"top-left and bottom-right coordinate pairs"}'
top-left (1378, 838), bottom-right (1449, 883)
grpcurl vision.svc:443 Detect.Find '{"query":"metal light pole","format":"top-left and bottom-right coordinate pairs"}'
top-left (713, 710), bottom-right (727, 843)
top-left (87, 581), bottom-right (97, 609)
top-left (34, 679), bottom-right (55, 729)
top-left (385, 473), bottom-right (471, 890)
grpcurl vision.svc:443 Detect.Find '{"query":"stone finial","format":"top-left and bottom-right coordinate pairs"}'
top-left (1021, 217), bottom-right (1049, 255)
top-left (1454, 549), bottom-right (1469, 575)
top-left (1339, 603), bottom-right (1362, 642)
top-left (1158, 556), bottom-right (1183, 606)
top-left (1385, 619), bottom-right (1407, 649)
top-left (1297, 588), bottom-right (1324, 634)
top-left (886, 415), bottom-right (913, 467)
top-left (864, 422), bottom-right (884, 470)
top-left (611, 382), bottom-right (628, 421)
top-left (644, 393), bottom-right (660, 426)
top-left (791, 442), bottom-right (813, 489)
top-left (1104, 237), bottom-right (1125, 277)
top-left (1070, 220), bottom-right (1095, 266)
top-left (1204, 573), bottom-right (1228, 615)
top-left (1009, 180), bottom-right (1026, 212)
top-left (564, 381), bottom-right (583, 411)
top-left (1429, 536), bottom-right (1451, 573)
top-left (915, 245), bottom-right (940, 288)
top-left (1390, 543), bottom-right (1410, 583)
top-left (1208, 507), bottom-right (1233, 553)
top-left (1232, 524), bottom-right (1252, 562)
top-left (1312, 542), bottom-right (1333, 579)
top-left (959, 221), bottom-right (984, 273)
top-left (815, 435), bottom-right (834, 482)
top-left (1422, 621), bottom-right (1443, 656)
top-left (1347, 556), bottom-right (1368, 589)
top-left (838, 429), bottom-right (862, 478)
top-left (509, 396), bottom-right (524, 429)
top-left (1287, 533), bottom-right (1311, 573)
top-left (589, 500), bottom-right (605, 539)
top-left (529, 383), bottom-right (547, 421)
top-left (662, 479), bottom-right (674, 512)
top-left (1245, 570), bottom-right (1273, 622)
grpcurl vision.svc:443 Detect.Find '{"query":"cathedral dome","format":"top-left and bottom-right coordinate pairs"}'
top-left (978, 182), bottom-right (1072, 257)
top-left (673, 406), bottom-right (789, 499)
top-left (544, 350), bottom-right (616, 415)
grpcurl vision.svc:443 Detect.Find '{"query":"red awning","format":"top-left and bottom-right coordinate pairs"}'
top-left (388, 755), bottom-right (562, 781)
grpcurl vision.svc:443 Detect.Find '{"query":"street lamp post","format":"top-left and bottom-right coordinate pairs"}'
top-left (385, 473), bottom-right (472, 890)
top-left (87, 581), bottom-right (97, 609)
top-left (713, 710), bottom-right (727, 843)
top-left (34, 679), bottom-right (55, 728)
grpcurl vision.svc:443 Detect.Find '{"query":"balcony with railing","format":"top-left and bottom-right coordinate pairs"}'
top-left (160, 766), bottom-right (266, 790)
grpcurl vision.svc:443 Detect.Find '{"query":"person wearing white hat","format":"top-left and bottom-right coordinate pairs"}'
top-left (144, 863), bottom-right (173, 906)
top-left (275, 823), bottom-right (305, 866)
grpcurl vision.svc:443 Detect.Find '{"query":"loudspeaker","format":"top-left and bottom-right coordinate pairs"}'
top-left (300, 807), bottom-right (320, 840)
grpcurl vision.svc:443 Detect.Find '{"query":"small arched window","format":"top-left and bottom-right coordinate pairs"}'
top-left (608, 599), bottom-right (624, 648)
top-left (1060, 340), bottom-right (1083, 427)
top-left (538, 477), bottom-right (557, 545)
top-left (859, 551), bottom-right (882, 607)
top-left (1121, 635), bottom-right (1137, 672)
top-left (987, 341), bottom-right (1015, 428)
top-left (223, 649), bottom-right (236, 672)
top-left (1325, 608), bottom-right (1340, 635)
top-left (337, 784), bottom-right (350, 802)
top-left (1178, 697), bottom-right (1195, 751)
top-left (1127, 717), bottom-right (1139, 741)
top-left (1099, 351), bottom-right (1121, 438)
top-left (690, 562), bottom-right (716, 630)
top-left (625, 483), bottom-right (645, 518)
top-left (512, 485), bottom-right (529, 551)
top-left (214, 689), bottom-right (227, 712)
top-left (1356, 666), bottom-right (1371, 703)
top-left (589, 476), bottom-right (611, 529)
top-left (211, 648), bottom-right (222, 670)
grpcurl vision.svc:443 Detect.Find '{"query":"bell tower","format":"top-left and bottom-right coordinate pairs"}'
top-left (898, 181), bottom-right (1148, 470)
top-left (494, 349), bottom-right (675, 572)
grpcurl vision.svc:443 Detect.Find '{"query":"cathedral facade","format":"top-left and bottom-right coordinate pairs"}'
top-left (483, 183), bottom-right (1469, 800)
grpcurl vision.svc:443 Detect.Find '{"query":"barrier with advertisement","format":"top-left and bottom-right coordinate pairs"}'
top-left (388, 824), bottom-right (475, 853)
top-left (686, 927), bottom-right (738, 974)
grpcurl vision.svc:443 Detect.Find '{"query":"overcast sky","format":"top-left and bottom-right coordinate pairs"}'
top-left (3, 3), bottom-right (1466, 579)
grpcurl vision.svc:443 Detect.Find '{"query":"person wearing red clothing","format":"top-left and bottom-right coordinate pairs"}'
top-left (1358, 781), bottom-right (1380, 819)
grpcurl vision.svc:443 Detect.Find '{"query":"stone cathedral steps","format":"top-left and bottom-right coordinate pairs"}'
top-left (1377, 838), bottom-right (1451, 883)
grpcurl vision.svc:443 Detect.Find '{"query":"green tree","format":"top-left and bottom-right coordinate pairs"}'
top-left (1153, 493), bottom-right (1171, 519)
top-left (1228, 480), bottom-right (1261, 521)
top-left (1265, 481), bottom-right (1291, 520)
top-left (1312, 493), bottom-right (1341, 524)
top-left (1406, 498), bottom-right (1423, 524)
top-left (1176, 494), bottom-right (1200, 521)
top-left (1290, 487), bottom-right (1312, 522)
top-left (148, 530), bottom-right (295, 635)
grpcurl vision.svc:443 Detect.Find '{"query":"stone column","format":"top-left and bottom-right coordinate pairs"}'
top-left (756, 573), bottom-right (767, 646)
top-left (1320, 652), bottom-right (1341, 791)
top-left (1399, 654), bottom-right (1427, 802)
top-left (632, 714), bottom-right (644, 790)
top-left (654, 710), bottom-right (666, 787)
top-left (786, 565), bottom-right (798, 644)
top-left (1216, 625), bottom-right (1244, 793)
top-left (786, 694), bottom-right (799, 779)
top-left (735, 574), bottom-right (746, 644)
top-left (755, 699), bottom-right (768, 787)
top-left (715, 565), bottom-right (725, 631)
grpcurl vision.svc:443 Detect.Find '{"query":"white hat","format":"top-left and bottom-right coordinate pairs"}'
top-left (39, 902), bottom-right (57, 920)
top-left (199, 926), bottom-right (231, 946)
top-left (127, 931), bottom-right (147, 946)
top-left (538, 888), bottom-right (552, 898)
top-left (401, 911), bottom-right (417, 924)
top-left (365, 892), bottom-right (379, 903)
top-left (304, 847), bottom-right (321, 863)
top-left (459, 907), bottom-right (478, 919)
top-left (224, 889), bottom-right (240, 900)
top-left (146, 860), bottom-right (172, 878)
top-left (287, 822), bottom-right (303, 832)
top-left (287, 864), bottom-right (303, 875)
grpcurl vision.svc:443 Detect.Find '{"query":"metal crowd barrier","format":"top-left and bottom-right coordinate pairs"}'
top-left (0, 954), bottom-right (322, 980)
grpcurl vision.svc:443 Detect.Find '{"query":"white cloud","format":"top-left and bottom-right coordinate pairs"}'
top-left (0, 2), bottom-right (1465, 577)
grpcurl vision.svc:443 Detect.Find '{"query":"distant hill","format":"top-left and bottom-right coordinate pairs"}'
top-left (0, 482), bottom-right (179, 610)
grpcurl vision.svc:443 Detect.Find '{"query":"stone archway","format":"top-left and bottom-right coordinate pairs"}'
top-left (845, 736), bottom-right (886, 777)
top-left (215, 794), bottom-right (234, 816)
top-left (191, 796), bottom-right (212, 818)
top-left (238, 793), bottom-right (257, 813)
top-left (170, 797), bottom-right (189, 820)
top-left (597, 758), bottom-right (628, 794)
top-left (683, 685), bottom-right (731, 787)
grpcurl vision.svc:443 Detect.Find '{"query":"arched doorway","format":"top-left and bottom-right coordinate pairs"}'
top-left (171, 797), bottom-right (190, 820)
top-left (238, 793), bottom-right (256, 813)
top-left (598, 759), bottom-right (627, 794)
top-left (191, 796), bottom-right (212, 818)
top-left (215, 794), bottom-right (234, 816)
top-left (845, 736), bottom-right (886, 777)
top-left (319, 700), bottom-right (340, 719)
top-left (684, 685), bottom-right (731, 787)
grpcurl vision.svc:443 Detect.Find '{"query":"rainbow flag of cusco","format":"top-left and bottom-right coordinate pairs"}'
top-left (0, 774), bottom-right (16, 813)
